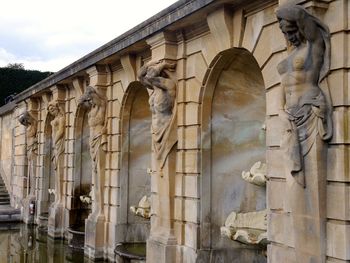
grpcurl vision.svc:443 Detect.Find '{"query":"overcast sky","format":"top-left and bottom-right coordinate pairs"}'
top-left (0, 0), bottom-right (178, 72)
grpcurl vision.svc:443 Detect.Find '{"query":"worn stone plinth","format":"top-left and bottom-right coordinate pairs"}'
top-left (147, 232), bottom-right (177, 263)
top-left (84, 215), bottom-right (105, 259)
top-left (22, 195), bottom-right (36, 224)
top-left (48, 203), bottom-right (65, 238)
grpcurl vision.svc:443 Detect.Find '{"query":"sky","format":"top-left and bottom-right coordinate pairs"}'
top-left (0, 0), bottom-right (179, 72)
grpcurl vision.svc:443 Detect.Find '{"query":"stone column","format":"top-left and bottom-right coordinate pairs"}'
top-left (48, 86), bottom-right (66, 238)
top-left (19, 98), bottom-right (39, 224)
top-left (81, 65), bottom-right (108, 260)
top-left (139, 32), bottom-right (179, 263)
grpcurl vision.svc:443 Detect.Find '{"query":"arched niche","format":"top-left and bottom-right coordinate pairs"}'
top-left (70, 106), bottom-right (92, 229)
top-left (200, 48), bottom-right (267, 260)
top-left (38, 113), bottom-right (55, 221)
top-left (119, 81), bottom-right (152, 242)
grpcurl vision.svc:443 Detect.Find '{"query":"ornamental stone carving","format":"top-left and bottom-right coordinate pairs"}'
top-left (276, 5), bottom-right (332, 186)
top-left (221, 210), bottom-right (267, 245)
top-left (19, 111), bottom-right (38, 197)
top-left (47, 101), bottom-right (65, 206)
top-left (276, 5), bottom-right (332, 262)
top-left (242, 161), bottom-right (267, 186)
top-left (130, 195), bottom-right (151, 219)
top-left (78, 86), bottom-right (107, 221)
top-left (138, 60), bottom-right (177, 169)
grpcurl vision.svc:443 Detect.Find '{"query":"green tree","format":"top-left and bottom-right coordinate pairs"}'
top-left (0, 65), bottom-right (53, 106)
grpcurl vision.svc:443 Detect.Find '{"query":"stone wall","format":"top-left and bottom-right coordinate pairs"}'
top-left (0, 0), bottom-right (348, 262)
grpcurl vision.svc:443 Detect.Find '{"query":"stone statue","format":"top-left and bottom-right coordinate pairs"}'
top-left (19, 111), bottom-right (38, 197)
top-left (242, 161), bottom-right (267, 186)
top-left (78, 86), bottom-right (107, 221)
top-left (138, 60), bottom-right (177, 169)
top-left (47, 101), bottom-right (65, 206)
top-left (221, 210), bottom-right (267, 245)
top-left (130, 195), bottom-right (151, 219)
top-left (276, 5), bottom-right (332, 262)
top-left (276, 5), bottom-right (332, 186)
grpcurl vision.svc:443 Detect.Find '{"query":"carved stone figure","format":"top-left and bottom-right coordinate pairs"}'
top-left (78, 86), bottom-right (107, 221)
top-left (277, 5), bottom-right (332, 185)
top-left (276, 5), bottom-right (332, 262)
top-left (221, 210), bottom-right (267, 245)
top-left (19, 111), bottom-right (38, 197)
top-left (130, 195), bottom-right (151, 219)
top-left (47, 101), bottom-right (65, 206)
top-left (138, 60), bottom-right (177, 169)
top-left (242, 161), bottom-right (267, 186)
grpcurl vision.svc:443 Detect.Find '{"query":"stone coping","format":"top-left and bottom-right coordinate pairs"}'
top-left (7, 0), bottom-right (215, 106)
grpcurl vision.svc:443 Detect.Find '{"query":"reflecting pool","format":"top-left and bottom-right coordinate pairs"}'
top-left (0, 224), bottom-right (106, 263)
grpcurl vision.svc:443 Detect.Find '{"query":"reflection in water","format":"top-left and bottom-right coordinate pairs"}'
top-left (0, 224), bottom-right (106, 263)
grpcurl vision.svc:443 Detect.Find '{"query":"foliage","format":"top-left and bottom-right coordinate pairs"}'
top-left (0, 65), bottom-right (53, 106)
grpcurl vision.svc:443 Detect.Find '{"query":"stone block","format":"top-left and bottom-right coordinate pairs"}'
top-left (324, 0), bottom-right (346, 33)
top-left (109, 134), bottom-right (120, 152)
top-left (331, 108), bottom-right (350, 144)
top-left (110, 152), bottom-right (120, 170)
top-left (110, 170), bottom-right (120, 188)
top-left (113, 82), bottom-right (124, 103)
top-left (177, 81), bottom-right (186, 104)
top-left (109, 187), bottom-right (119, 206)
top-left (174, 221), bottom-right (184, 245)
top-left (253, 22), bottom-right (285, 68)
top-left (177, 127), bottom-right (185, 150)
top-left (185, 78), bottom-right (202, 103)
top-left (327, 183), bottom-right (350, 220)
top-left (201, 34), bottom-right (218, 66)
top-left (109, 205), bottom-right (118, 223)
top-left (186, 37), bottom-right (202, 57)
top-left (14, 145), bottom-right (26, 156)
top-left (328, 145), bottom-right (350, 182)
top-left (68, 140), bottom-right (74, 154)
top-left (186, 53), bottom-right (208, 82)
top-left (327, 221), bottom-right (350, 260)
top-left (185, 103), bottom-right (200, 126)
top-left (184, 126), bottom-right (200, 150)
top-left (151, 172), bottom-right (158, 193)
top-left (175, 173), bottom-right (183, 197)
top-left (184, 175), bottom-right (199, 199)
top-left (265, 85), bottom-right (284, 116)
top-left (328, 69), bottom-right (348, 107)
top-left (176, 151), bottom-right (184, 174)
top-left (268, 211), bottom-right (293, 247)
top-left (266, 115), bottom-right (284, 147)
top-left (151, 193), bottom-right (159, 216)
top-left (177, 103), bottom-right (185, 127)
top-left (184, 198), bottom-right (199, 223)
top-left (267, 179), bottom-right (285, 211)
top-left (111, 100), bottom-right (121, 117)
top-left (110, 117), bottom-right (120, 135)
top-left (184, 222), bottom-right (199, 249)
top-left (242, 5), bottom-right (278, 52)
top-left (104, 187), bottom-right (110, 205)
top-left (331, 32), bottom-right (346, 70)
top-left (184, 150), bottom-right (199, 174)
top-left (268, 243), bottom-right (296, 263)
top-left (174, 197), bottom-right (183, 221)
top-left (266, 148), bottom-right (285, 179)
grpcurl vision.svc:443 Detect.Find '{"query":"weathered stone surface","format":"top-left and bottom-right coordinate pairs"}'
top-left (0, 1), bottom-right (348, 263)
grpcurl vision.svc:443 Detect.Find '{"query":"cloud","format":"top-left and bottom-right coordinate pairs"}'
top-left (0, 0), bottom-right (178, 72)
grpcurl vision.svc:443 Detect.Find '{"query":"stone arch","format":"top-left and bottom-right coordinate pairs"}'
top-left (37, 112), bottom-right (55, 223)
top-left (200, 47), bottom-right (267, 260)
top-left (118, 81), bottom-right (152, 243)
top-left (69, 104), bottom-right (92, 230)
